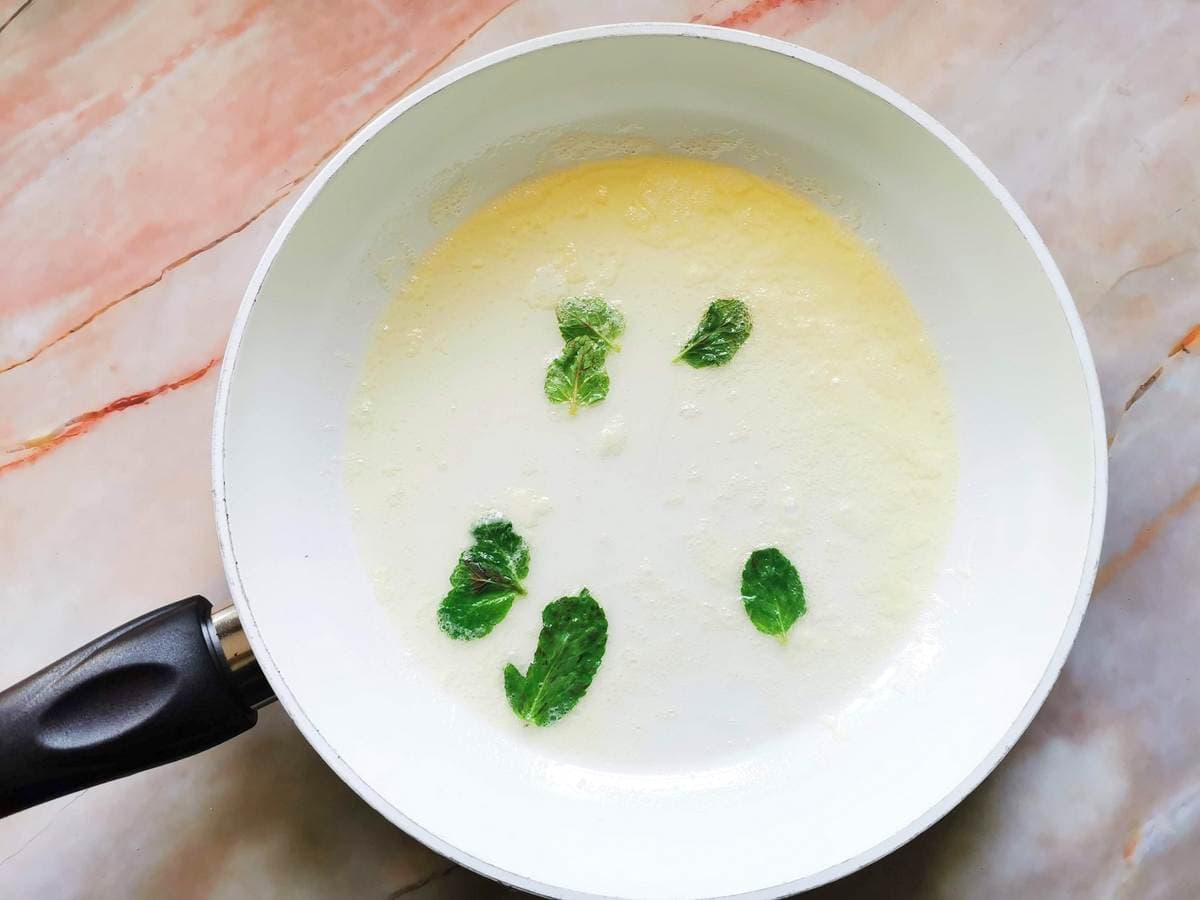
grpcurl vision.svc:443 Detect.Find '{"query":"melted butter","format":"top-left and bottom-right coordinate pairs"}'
top-left (346, 156), bottom-right (957, 773)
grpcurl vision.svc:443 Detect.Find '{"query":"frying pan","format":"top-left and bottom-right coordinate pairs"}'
top-left (0, 24), bottom-right (1106, 899)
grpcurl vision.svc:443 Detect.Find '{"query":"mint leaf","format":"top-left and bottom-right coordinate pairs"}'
top-left (544, 336), bottom-right (610, 414)
top-left (504, 589), bottom-right (608, 726)
top-left (557, 296), bottom-right (625, 352)
top-left (438, 519), bottom-right (530, 640)
top-left (675, 298), bottom-right (752, 367)
top-left (740, 548), bottom-right (806, 640)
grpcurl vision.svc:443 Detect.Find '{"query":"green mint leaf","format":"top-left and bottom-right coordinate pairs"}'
top-left (504, 588), bottom-right (608, 726)
top-left (740, 548), bottom-right (806, 640)
top-left (675, 298), bottom-right (752, 367)
top-left (544, 336), bottom-right (610, 414)
top-left (556, 296), bottom-right (625, 352)
top-left (438, 518), bottom-right (530, 640)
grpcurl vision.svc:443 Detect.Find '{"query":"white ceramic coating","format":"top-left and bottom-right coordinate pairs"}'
top-left (212, 24), bottom-right (1106, 900)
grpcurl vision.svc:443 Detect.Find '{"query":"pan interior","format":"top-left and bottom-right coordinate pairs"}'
top-left (344, 152), bottom-right (958, 773)
top-left (218, 29), bottom-right (1102, 900)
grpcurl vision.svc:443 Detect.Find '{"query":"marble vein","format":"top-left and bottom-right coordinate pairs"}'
top-left (1104, 247), bottom-right (1198, 300)
top-left (0, 0), bottom-right (519, 381)
top-left (0, 0), bottom-right (519, 372)
top-left (0, 0), bottom-right (31, 36)
top-left (387, 864), bottom-right (457, 898)
top-left (1, 2), bottom-right (1198, 898)
top-left (0, 358), bottom-right (219, 474)
top-left (699, 0), bottom-right (829, 28)
top-left (1094, 478), bottom-right (1200, 593)
top-left (0, 201), bottom-right (287, 376)
top-left (0, 791), bottom-right (85, 870)
top-left (1114, 321), bottom-right (1199, 420)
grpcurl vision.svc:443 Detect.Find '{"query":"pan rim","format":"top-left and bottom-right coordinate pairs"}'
top-left (211, 22), bottom-right (1108, 900)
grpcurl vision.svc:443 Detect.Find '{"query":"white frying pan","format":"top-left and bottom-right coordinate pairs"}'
top-left (0, 24), bottom-right (1105, 899)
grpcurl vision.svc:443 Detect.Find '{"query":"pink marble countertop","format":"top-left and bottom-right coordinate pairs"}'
top-left (2, 1), bottom-right (1198, 897)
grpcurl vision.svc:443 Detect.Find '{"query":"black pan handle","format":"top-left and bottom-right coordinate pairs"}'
top-left (0, 596), bottom-right (274, 817)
